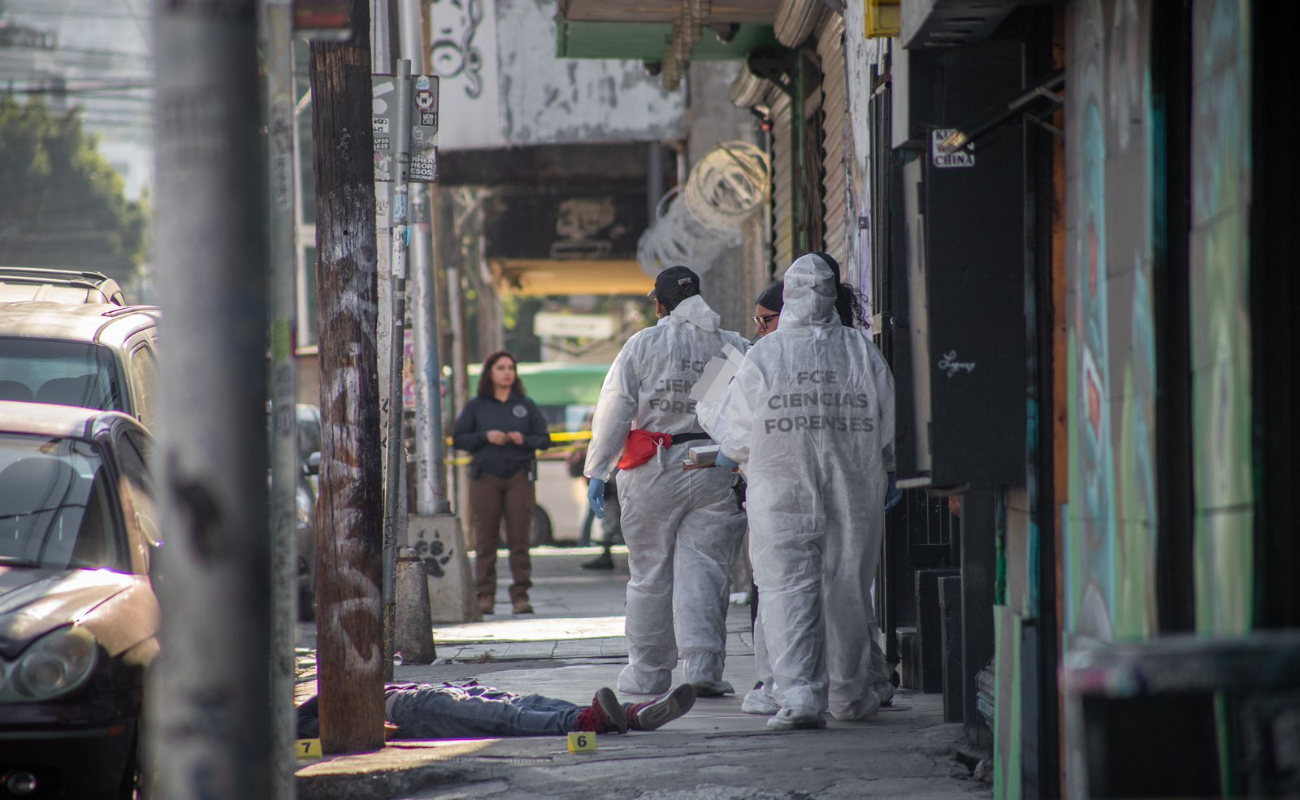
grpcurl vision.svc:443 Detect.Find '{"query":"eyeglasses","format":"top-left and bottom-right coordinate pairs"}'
top-left (753, 313), bottom-right (780, 330)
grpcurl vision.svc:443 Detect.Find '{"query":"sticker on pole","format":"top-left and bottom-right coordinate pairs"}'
top-left (410, 75), bottom-right (439, 184)
top-left (931, 128), bottom-right (975, 169)
top-left (567, 731), bottom-right (597, 754)
top-left (373, 75), bottom-right (396, 183)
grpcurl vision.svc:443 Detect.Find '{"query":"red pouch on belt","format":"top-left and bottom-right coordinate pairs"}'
top-left (617, 430), bottom-right (672, 470)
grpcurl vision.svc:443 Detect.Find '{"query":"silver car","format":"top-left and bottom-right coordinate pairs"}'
top-left (0, 302), bottom-right (160, 430)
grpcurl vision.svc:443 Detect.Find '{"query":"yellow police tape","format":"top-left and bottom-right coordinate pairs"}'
top-left (444, 430), bottom-right (592, 465)
top-left (445, 442), bottom-right (586, 466)
top-left (443, 430), bottom-right (592, 446)
top-left (567, 731), bottom-right (597, 753)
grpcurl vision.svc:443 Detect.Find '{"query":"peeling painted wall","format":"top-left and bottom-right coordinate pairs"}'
top-left (1189, 0), bottom-right (1253, 635)
top-left (842, 4), bottom-right (887, 303)
top-left (431, 0), bottom-right (686, 150)
top-left (1063, 0), bottom-right (1159, 649)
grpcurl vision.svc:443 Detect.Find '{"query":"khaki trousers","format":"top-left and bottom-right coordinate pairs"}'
top-left (470, 470), bottom-right (534, 605)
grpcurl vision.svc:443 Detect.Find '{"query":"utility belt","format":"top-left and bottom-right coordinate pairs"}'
top-left (617, 430), bottom-right (712, 471)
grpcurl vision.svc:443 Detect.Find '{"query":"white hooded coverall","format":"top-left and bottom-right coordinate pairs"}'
top-left (699, 255), bottom-right (896, 720)
top-left (584, 295), bottom-right (749, 694)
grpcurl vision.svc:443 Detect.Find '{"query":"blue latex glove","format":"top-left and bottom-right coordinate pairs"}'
top-left (884, 472), bottom-right (902, 513)
top-left (714, 452), bottom-right (739, 471)
top-left (588, 479), bottom-right (606, 519)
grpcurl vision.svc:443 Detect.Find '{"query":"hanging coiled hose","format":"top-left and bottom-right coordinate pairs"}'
top-left (637, 141), bottom-right (770, 277)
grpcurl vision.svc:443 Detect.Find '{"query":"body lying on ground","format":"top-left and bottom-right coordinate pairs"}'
top-left (294, 680), bottom-right (696, 739)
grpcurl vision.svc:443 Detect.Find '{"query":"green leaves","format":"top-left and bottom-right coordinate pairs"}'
top-left (0, 95), bottom-right (148, 292)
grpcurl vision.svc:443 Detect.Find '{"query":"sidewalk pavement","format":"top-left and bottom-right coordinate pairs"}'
top-left (294, 548), bottom-right (989, 800)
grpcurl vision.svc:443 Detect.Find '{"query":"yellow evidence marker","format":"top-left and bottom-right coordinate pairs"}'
top-left (295, 739), bottom-right (323, 759)
top-left (566, 731), bottom-right (597, 754)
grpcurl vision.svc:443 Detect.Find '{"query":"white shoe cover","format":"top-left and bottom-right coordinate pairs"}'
top-left (741, 688), bottom-right (780, 715)
top-left (765, 707), bottom-right (826, 730)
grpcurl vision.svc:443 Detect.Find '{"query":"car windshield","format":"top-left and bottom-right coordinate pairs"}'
top-left (0, 433), bottom-right (125, 571)
top-left (0, 339), bottom-right (122, 411)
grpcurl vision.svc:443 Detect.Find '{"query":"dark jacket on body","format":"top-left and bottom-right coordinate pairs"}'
top-left (453, 393), bottom-right (552, 479)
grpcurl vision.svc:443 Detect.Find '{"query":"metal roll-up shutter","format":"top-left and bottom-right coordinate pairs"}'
top-left (771, 91), bottom-right (796, 271)
top-left (775, 0), bottom-right (827, 47)
top-left (817, 13), bottom-right (851, 270)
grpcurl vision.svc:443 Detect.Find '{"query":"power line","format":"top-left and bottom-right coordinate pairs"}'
top-left (1, 7), bottom-right (148, 21)
top-left (3, 83), bottom-right (153, 96)
top-left (0, 43), bottom-right (151, 60)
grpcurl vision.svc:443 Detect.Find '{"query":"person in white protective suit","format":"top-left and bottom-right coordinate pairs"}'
top-left (584, 266), bottom-right (750, 697)
top-left (698, 253), bottom-right (898, 730)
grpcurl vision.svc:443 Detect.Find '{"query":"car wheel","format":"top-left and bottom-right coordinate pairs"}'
top-left (530, 504), bottom-right (554, 547)
top-left (117, 726), bottom-right (141, 800)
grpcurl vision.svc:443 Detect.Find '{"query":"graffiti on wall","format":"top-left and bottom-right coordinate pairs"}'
top-left (1064, 0), bottom-right (1159, 649)
top-left (431, 0), bottom-right (486, 98)
top-left (1190, 0), bottom-right (1253, 635)
top-left (429, 0), bottom-right (685, 150)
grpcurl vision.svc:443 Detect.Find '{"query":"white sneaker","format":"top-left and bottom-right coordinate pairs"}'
top-left (741, 688), bottom-right (779, 715)
top-left (689, 679), bottom-right (735, 697)
top-left (765, 707), bottom-right (826, 731)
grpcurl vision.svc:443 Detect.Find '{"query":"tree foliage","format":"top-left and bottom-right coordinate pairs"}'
top-left (0, 95), bottom-right (148, 287)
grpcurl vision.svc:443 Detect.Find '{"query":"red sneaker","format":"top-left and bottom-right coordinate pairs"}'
top-left (572, 687), bottom-right (628, 734)
top-left (624, 684), bottom-right (696, 731)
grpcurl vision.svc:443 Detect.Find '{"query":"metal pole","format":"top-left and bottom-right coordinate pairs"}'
top-left (383, 59), bottom-right (413, 679)
top-left (259, 1), bottom-right (298, 797)
top-left (149, 1), bottom-right (271, 797)
top-left (446, 260), bottom-right (470, 517)
top-left (398, 0), bottom-right (449, 515)
top-left (372, 0), bottom-right (397, 681)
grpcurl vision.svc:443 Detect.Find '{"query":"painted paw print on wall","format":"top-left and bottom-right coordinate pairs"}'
top-left (413, 533), bottom-right (453, 578)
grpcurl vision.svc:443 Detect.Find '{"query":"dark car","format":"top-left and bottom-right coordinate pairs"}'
top-left (291, 404), bottom-right (321, 620)
top-left (0, 302), bottom-right (160, 430)
top-left (0, 401), bottom-right (161, 800)
top-left (0, 268), bottom-right (126, 306)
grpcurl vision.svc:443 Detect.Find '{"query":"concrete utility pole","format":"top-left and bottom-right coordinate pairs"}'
top-left (259, 0), bottom-right (299, 796)
top-left (308, 0), bottom-right (387, 754)
top-left (398, 0), bottom-right (450, 515)
top-left (149, 0), bottom-right (272, 796)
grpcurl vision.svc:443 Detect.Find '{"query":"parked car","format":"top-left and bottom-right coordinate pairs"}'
top-left (283, 404), bottom-right (321, 621)
top-left (0, 401), bottom-right (161, 800)
top-left (0, 267), bottom-right (126, 306)
top-left (0, 303), bottom-right (160, 430)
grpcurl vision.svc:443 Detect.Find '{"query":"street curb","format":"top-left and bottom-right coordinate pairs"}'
top-left (296, 761), bottom-right (481, 800)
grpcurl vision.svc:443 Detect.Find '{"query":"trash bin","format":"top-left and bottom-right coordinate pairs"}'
top-left (1062, 632), bottom-right (1300, 798)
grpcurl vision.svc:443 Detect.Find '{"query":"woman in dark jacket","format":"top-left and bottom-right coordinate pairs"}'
top-left (453, 351), bottom-right (551, 615)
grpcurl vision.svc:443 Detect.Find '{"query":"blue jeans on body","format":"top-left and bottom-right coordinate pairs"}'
top-left (386, 681), bottom-right (581, 738)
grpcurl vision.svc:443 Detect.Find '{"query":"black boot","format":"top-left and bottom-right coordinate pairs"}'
top-left (582, 552), bottom-right (614, 570)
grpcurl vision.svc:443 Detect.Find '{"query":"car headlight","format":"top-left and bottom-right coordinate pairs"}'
top-left (296, 490), bottom-right (313, 527)
top-left (0, 626), bottom-right (99, 702)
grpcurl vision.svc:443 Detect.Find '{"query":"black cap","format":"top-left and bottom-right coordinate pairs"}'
top-left (756, 279), bottom-right (784, 312)
top-left (648, 265), bottom-right (701, 310)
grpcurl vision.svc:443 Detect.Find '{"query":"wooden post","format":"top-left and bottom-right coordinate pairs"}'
top-left (308, 0), bottom-right (386, 754)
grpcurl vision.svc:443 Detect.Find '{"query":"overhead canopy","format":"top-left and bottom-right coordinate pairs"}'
top-left (556, 0), bottom-right (782, 88)
top-left (490, 259), bottom-right (651, 297)
top-left (557, 22), bottom-right (778, 60)
top-left (562, 0), bottom-right (780, 23)
top-left (468, 362), bottom-right (611, 407)
top-left (484, 187), bottom-right (656, 296)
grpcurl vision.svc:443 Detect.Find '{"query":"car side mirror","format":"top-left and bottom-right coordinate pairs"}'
top-left (305, 451), bottom-right (321, 476)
